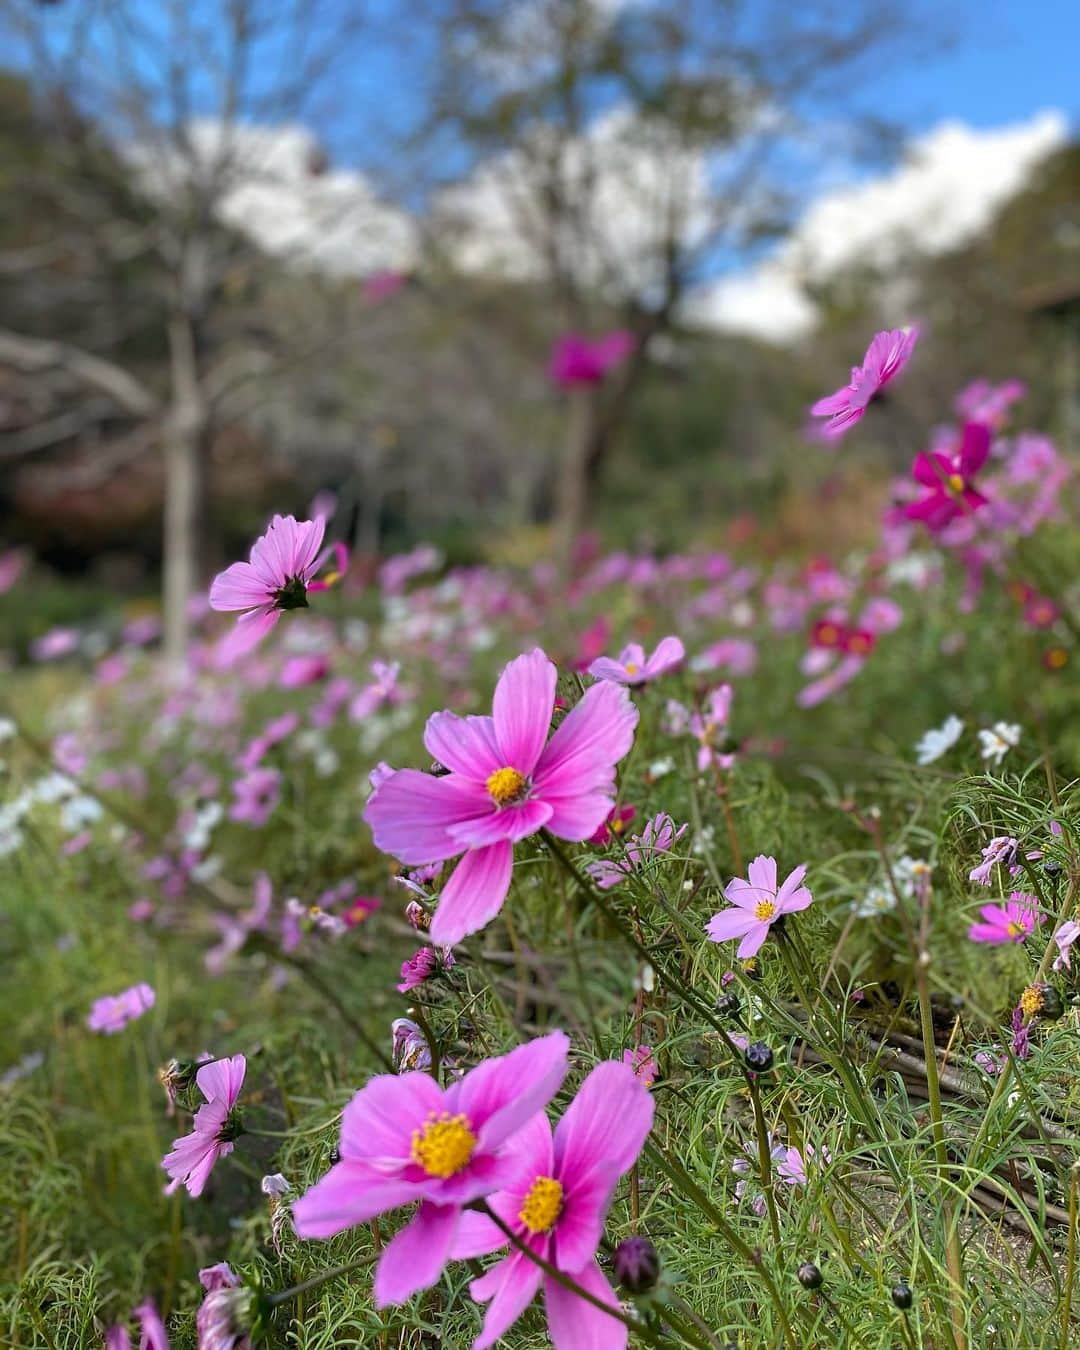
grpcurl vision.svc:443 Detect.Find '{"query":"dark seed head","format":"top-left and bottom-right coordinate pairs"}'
top-left (797, 1262), bottom-right (823, 1290)
top-left (745, 1041), bottom-right (774, 1072)
top-left (715, 991), bottom-right (741, 1018)
top-left (1043, 860), bottom-right (1063, 879)
top-left (891, 1281), bottom-right (913, 1310)
top-left (613, 1236), bottom-right (660, 1294)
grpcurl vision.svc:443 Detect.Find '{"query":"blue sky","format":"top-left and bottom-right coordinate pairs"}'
top-left (875, 0), bottom-right (1078, 133)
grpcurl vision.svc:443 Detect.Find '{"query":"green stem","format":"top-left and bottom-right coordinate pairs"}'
top-left (475, 1202), bottom-right (691, 1350)
top-left (266, 1252), bottom-right (380, 1306)
top-left (747, 1073), bottom-right (782, 1249)
top-left (643, 1141), bottom-right (797, 1350)
top-left (1062, 1163), bottom-right (1080, 1350)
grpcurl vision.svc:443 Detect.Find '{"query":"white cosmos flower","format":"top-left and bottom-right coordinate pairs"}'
top-left (978, 722), bottom-right (1021, 765)
top-left (853, 884), bottom-right (896, 918)
top-left (914, 715), bottom-right (964, 765)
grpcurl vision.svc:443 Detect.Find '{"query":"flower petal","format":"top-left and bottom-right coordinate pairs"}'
top-left (424, 712), bottom-right (503, 781)
top-left (340, 1072), bottom-right (444, 1164)
top-left (364, 770), bottom-right (490, 866)
top-left (449, 799), bottom-right (553, 849)
top-left (373, 1201), bottom-right (460, 1307)
top-left (705, 908), bottom-right (759, 943)
top-left (472, 1250), bottom-right (545, 1350)
top-left (553, 1061), bottom-right (654, 1180)
top-left (195, 1053), bottom-right (246, 1107)
top-left (450, 1031), bottom-right (569, 1151)
top-left (428, 841), bottom-right (515, 945)
top-left (534, 682), bottom-right (637, 794)
top-left (209, 561), bottom-right (271, 612)
top-left (492, 650), bottom-right (557, 775)
top-left (292, 1163), bottom-right (419, 1238)
top-left (543, 1260), bottom-right (626, 1350)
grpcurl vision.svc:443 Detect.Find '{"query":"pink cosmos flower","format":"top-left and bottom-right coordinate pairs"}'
top-left (549, 330), bottom-right (634, 388)
top-left (87, 982), bottom-right (155, 1034)
top-left (706, 856), bottom-right (813, 959)
top-left (955, 378), bottom-right (1025, 428)
top-left (228, 767), bottom-right (282, 827)
top-left (103, 1300), bottom-right (168, 1350)
top-left (690, 684), bottom-right (734, 772)
top-left (588, 636), bottom-right (685, 686)
top-left (902, 423), bottom-right (991, 531)
top-left (810, 327), bottom-right (919, 439)
top-left (622, 1045), bottom-right (658, 1088)
top-left (588, 803), bottom-right (636, 846)
top-left (569, 616), bottom-right (612, 673)
top-left (397, 945), bottom-right (454, 993)
top-left (586, 812), bottom-right (688, 889)
top-left (209, 515), bottom-right (327, 655)
top-left (450, 1059), bottom-right (654, 1350)
top-left (32, 626), bottom-right (80, 661)
top-left (197, 1263), bottom-right (250, 1350)
top-left (1053, 920), bottom-right (1080, 972)
top-left (363, 269), bottom-right (408, 302)
top-left (969, 835), bottom-right (1019, 886)
top-left (292, 1031), bottom-right (570, 1307)
top-left (0, 547), bottom-right (27, 594)
top-left (967, 892), bottom-right (1040, 945)
top-left (364, 650), bottom-right (637, 946)
top-left (162, 1054), bottom-right (246, 1198)
top-left (278, 654), bottom-right (330, 688)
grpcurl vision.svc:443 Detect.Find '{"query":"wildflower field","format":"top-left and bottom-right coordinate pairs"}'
top-left (3, 339), bottom-right (1080, 1349)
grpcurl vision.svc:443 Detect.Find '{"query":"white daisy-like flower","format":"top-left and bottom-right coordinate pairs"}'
top-left (978, 722), bottom-right (1021, 766)
top-left (853, 884), bottom-right (896, 918)
top-left (914, 715), bottom-right (964, 766)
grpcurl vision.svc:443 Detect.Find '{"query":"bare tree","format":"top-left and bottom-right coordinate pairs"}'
top-left (0, 0), bottom-right (382, 665)
top-left (408, 0), bottom-right (941, 558)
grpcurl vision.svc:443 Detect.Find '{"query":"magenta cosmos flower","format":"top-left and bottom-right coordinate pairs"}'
top-left (588, 636), bottom-right (685, 686)
top-left (162, 1054), bottom-right (246, 1197)
top-left (364, 650), bottom-right (638, 946)
top-left (209, 514), bottom-right (327, 654)
top-left (549, 331), bottom-right (633, 388)
top-left (967, 892), bottom-right (1040, 945)
top-left (450, 1060), bottom-right (654, 1350)
top-left (810, 327), bottom-right (919, 439)
top-left (86, 982), bottom-right (155, 1033)
top-left (292, 1031), bottom-right (569, 1307)
top-left (902, 422), bottom-right (991, 532)
top-left (706, 855), bottom-right (813, 958)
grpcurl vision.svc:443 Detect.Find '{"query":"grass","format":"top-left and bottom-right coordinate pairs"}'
top-left (1, 520), bottom-right (1078, 1348)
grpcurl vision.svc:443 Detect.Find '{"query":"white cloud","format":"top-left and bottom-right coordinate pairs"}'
top-left (437, 105), bottom-right (712, 302)
top-left (690, 110), bottom-right (1068, 343)
top-left (130, 120), bottom-right (417, 278)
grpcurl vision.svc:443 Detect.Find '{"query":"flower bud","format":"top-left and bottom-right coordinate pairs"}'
top-left (891, 1281), bottom-right (913, 1310)
top-left (613, 1236), bottom-right (660, 1294)
top-left (715, 991), bottom-right (741, 1018)
top-left (797, 1262), bottom-right (823, 1290)
top-left (745, 1041), bottom-right (774, 1072)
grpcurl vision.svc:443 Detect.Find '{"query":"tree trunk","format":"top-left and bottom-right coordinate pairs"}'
top-left (163, 314), bottom-right (208, 670)
top-left (553, 387), bottom-right (596, 570)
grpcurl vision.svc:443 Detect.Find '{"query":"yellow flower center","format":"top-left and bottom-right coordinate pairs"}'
top-left (1047, 647), bottom-right (1067, 669)
top-left (624, 662), bottom-right (639, 675)
top-left (947, 473), bottom-right (965, 494)
top-left (817, 623), bottom-right (838, 646)
top-left (1019, 985), bottom-right (1043, 1018)
top-left (410, 1112), bottom-right (477, 1178)
top-left (1007, 921), bottom-right (1025, 938)
top-left (486, 766), bottom-right (527, 806)
top-left (518, 1175), bottom-right (564, 1233)
top-left (754, 899), bottom-right (776, 922)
